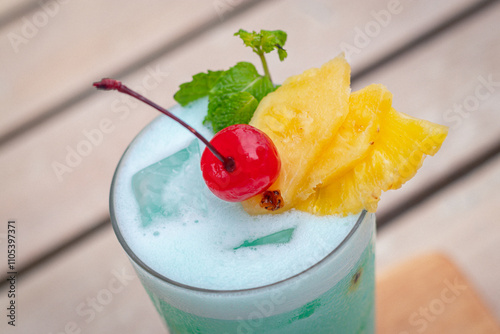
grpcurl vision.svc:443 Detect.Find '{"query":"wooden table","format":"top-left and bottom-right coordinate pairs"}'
top-left (1, 0), bottom-right (499, 332)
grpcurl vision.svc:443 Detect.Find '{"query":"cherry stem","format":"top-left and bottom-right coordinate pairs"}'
top-left (93, 78), bottom-right (235, 172)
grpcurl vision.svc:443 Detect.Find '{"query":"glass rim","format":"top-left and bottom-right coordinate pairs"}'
top-left (111, 167), bottom-right (368, 294)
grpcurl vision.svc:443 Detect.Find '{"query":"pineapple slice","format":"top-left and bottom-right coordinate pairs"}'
top-left (242, 54), bottom-right (351, 214)
top-left (242, 55), bottom-right (448, 216)
top-left (295, 84), bottom-right (393, 202)
top-left (296, 107), bottom-right (449, 215)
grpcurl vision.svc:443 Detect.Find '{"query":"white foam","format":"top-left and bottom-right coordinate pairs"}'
top-left (112, 98), bottom-right (360, 290)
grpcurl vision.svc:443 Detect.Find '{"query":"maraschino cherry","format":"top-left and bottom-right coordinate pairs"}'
top-left (93, 78), bottom-right (281, 202)
top-left (201, 124), bottom-right (280, 202)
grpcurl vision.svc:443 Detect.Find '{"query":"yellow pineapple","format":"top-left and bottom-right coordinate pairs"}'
top-left (242, 54), bottom-right (351, 214)
top-left (296, 107), bottom-right (448, 215)
top-left (295, 84), bottom-right (393, 202)
top-left (242, 55), bottom-right (448, 216)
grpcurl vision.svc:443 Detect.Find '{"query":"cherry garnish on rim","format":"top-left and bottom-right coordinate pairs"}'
top-left (93, 78), bottom-right (281, 202)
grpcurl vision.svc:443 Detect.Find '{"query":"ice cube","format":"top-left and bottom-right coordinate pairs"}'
top-left (131, 140), bottom-right (207, 226)
top-left (233, 227), bottom-right (296, 250)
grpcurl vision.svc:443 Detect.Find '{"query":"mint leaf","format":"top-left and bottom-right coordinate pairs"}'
top-left (202, 62), bottom-right (274, 132)
top-left (174, 70), bottom-right (224, 106)
top-left (260, 30), bottom-right (287, 56)
top-left (174, 63), bottom-right (274, 133)
top-left (210, 62), bottom-right (274, 101)
top-left (247, 75), bottom-right (274, 101)
top-left (233, 29), bottom-right (260, 50)
top-left (206, 92), bottom-right (258, 132)
top-left (234, 29), bottom-right (287, 61)
top-left (276, 44), bottom-right (287, 61)
top-left (210, 62), bottom-right (257, 95)
top-left (234, 29), bottom-right (287, 84)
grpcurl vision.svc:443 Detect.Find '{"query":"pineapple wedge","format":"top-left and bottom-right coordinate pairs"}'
top-left (296, 107), bottom-right (448, 215)
top-left (242, 54), bottom-right (351, 214)
top-left (242, 55), bottom-right (448, 216)
top-left (295, 84), bottom-right (393, 202)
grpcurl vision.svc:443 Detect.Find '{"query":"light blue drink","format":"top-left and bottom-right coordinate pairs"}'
top-left (110, 98), bottom-right (375, 333)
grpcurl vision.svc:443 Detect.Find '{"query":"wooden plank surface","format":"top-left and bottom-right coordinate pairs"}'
top-left (0, 0), bottom-right (36, 19)
top-left (377, 253), bottom-right (500, 333)
top-left (377, 153), bottom-right (500, 319)
top-left (0, 0), bottom-right (480, 140)
top-left (0, 0), bottom-right (258, 138)
top-left (0, 0), bottom-right (492, 276)
top-left (0, 0), bottom-right (477, 140)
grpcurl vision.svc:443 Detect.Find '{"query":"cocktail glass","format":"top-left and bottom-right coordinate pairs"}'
top-left (110, 113), bottom-right (376, 334)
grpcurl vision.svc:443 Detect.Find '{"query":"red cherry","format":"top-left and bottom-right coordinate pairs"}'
top-left (93, 78), bottom-right (281, 202)
top-left (201, 124), bottom-right (281, 202)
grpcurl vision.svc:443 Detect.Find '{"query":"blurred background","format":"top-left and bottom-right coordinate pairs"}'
top-left (0, 0), bottom-right (499, 333)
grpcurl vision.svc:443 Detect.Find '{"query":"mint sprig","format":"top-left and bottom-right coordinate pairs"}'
top-left (174, 29), bottom-right (287, 132)
top-left (234, 29), bottom-right (287, 82)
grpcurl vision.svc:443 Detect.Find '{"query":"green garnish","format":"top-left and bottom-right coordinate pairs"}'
top-left (234, 29), bottom-right (287, 82)
top-left (207, 92), bottom-right (258, 133)
top-left (174, 29), bottom-right (287, 132)
top-left (173, 70), bottom-right (224, 106)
